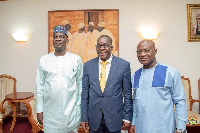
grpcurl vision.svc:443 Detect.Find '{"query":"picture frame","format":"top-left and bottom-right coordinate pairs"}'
top-left (48, 9), bottom-right (119, 63)
top-left (187, 4), bottom-right (200, 42)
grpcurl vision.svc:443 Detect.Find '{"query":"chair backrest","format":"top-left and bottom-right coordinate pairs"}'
top-left (24, 96), bottom-right (44, 132)
top-left (181, 76), bottom-right (191, 111)
top-left (0, 74), bottom-right (16, 108)
top-left (28, 97), bottom-right (37, 121)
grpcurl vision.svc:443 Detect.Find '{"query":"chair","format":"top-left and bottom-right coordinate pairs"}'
top-left (0, 74), bottom-right (16, 132)
top-left (23, 96), bottom-right (85, 133)
top-left (181, 76), bottom-right (200, 127)
top-left (23, 96), bottom-right (43, 133)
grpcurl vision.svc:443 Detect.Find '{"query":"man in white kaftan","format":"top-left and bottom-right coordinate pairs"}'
top-left (71, 23), bottom-right (88, 63)
top-left (36, 25), bottom-right (83, 133)
top-left (129, 40), bottom-right (187, 133)
top-left (86, 22), bottom-right (98, 61)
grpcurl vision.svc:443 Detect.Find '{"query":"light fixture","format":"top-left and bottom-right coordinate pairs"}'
top-left (11, 32), bottom-right (31, 43)
top-left (138, 27), bottom-right (160, 40)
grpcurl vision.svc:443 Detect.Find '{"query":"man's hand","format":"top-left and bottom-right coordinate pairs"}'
top-left (129, 125), bottom-right (135, 133)
top-left (37, 112), bottom-right (43, 125)
top-left (121, 121), bottom-right (130, 130)
top-left (81, 121), bottom-right (89, 133)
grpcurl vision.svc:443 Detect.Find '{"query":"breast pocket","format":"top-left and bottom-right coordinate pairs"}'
top-left (65, 67), bottom-right (76, 79)
top-left (63, 67), bottom-right (76, 87)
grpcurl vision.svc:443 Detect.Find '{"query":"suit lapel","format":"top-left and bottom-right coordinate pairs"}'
top-left (104, 56), bottom-right (119, 93)
top-left (92, 57), bottom-right (102, 93)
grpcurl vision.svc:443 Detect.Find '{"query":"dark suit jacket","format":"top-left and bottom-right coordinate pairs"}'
top-left (81, 55), bottom-right (133, 132)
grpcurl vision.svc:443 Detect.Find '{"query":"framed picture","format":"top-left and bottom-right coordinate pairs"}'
top-left (48, 9), bottom-right (119, 63)
top-left (187, 4), bottom-right (200, 42)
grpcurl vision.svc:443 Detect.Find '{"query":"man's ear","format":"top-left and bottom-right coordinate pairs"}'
top-left (155, 49), bottom-right (157, 55)
top-left (111, 45), bottom-right (114, 50)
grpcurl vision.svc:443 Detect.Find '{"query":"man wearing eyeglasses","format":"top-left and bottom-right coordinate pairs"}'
top-left (81, 35), bottom-right (133, 133)
top-left (129, 39), bottom-right (187, 133)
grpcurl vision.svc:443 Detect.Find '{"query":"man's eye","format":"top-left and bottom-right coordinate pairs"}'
top-left (137, 51), bottom-right (142, 54)
top-left (145, 50), bottom-right (150, 53)
top-left (104, 44), bottom-right (109, 47)
top-left (60, 36), bottom-right (64, 38)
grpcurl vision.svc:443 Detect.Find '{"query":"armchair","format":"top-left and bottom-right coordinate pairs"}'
top-left (0, 74), bottom-right (16, 132)
top-left (23, 96), bottom-right (43, 133)
top-left (23, 96), bottom-right (86, 133)
top-left (181, 76), bottom-right (200, 127)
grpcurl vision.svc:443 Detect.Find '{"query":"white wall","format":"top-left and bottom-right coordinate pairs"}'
top-left (0, 0), bottom-right (200, 113)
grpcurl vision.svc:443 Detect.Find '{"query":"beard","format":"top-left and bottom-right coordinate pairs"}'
top-left (54, 47), bottom-right (66, 51)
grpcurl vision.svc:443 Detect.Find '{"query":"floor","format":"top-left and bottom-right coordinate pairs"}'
top-left (2, 117), bottom-right (200, 133)
top-left (2, 117), bottom-right (43, 133)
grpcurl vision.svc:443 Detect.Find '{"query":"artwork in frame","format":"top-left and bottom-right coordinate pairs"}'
top-left (187, 4), bottom-right (200, 42)
top-left (48, 9), bottom-right (119, 63)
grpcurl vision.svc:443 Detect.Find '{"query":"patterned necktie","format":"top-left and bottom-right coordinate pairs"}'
top-left (100, 61), bottom-right (108, 92)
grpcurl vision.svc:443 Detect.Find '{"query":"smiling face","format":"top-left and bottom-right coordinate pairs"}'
top-left (137, 40), bottom-right (157, 69)
top-left (53, 32), bottom-right (68, 51)
top-left (96, 35), bottom-right (113, 61)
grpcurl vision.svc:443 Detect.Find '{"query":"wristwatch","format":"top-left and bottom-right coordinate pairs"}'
top-left (176, 129), bottom-right (187, 133)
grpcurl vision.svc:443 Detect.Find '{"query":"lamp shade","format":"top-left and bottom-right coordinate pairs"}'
top-left (138, 27), bottom-right (160, 40)
top-left (11, 32), bottom-right (31, 43)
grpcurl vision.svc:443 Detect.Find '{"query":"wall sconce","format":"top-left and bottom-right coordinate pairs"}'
top-left (11, 32), bottom-right (31, 43)
top-left (138, 27), bottom-right (160, 40)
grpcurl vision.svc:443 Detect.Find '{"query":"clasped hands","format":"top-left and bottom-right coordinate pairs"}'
top-left (81, 121), bottom-right (130, 133)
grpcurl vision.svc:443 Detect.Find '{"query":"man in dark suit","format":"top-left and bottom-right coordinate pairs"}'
top-left (81, 35), bottom-right (133, 133)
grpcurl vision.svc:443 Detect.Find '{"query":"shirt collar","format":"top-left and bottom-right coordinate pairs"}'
top-left (99, 54), bottom-right (113, 64)
top-left (142, 61), bottom-right (159, 71)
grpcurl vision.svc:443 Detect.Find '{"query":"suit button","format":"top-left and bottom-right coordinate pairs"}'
top-left (100, 109), bottom-right (103, 112)
top-left (102, 96), bottom-right (104, 98)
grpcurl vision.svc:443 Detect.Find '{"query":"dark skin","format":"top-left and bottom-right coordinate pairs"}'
top-left (79, 26), bottom-right (85, 33)
top-left (96, 35), bottom-right (113, 61)
top-left (37, 32), bottom-right (68, 125)
top-left (129, 39), bottom-right (179, 133)
top-left (136, 39), bottom-right (157, 69)
top-left (97, 26), bottom-right (104, 32)
top-left (53, 32), bottom-right (68, 56)
top-left (65, 23), bottom-right (71, 31)
top-left (81, 35), bottom-right (130, 132)
top-left (88, 24), bottom-right (94, 32)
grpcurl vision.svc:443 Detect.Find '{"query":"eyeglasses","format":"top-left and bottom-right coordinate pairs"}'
top-left (96, 44), bottom-right (111, 49)
top-left (136, 49), bottom-right (155, 54)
